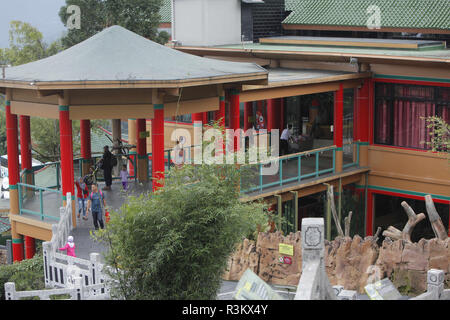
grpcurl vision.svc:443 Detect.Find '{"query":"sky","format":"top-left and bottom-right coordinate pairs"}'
top-left (0, 0), bottom-right (67, 48)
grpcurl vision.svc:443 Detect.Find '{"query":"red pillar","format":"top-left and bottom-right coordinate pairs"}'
top-left (136, 118), bottom-right (147, 182)
top-left (267, 99), bottom-right (281, 132)
top-left (280, 98), bottom-right (285, 130)
top-left (244, 102), bottom-right (252, 131)
top-left (366, 190), bottom-right (374, 236)
top-left (152, 105), bottom-right (165, 191)
top-left (219, 96), bottom-right (226, 129)
top-left (334, 84), bottom-right (344, 149)
top-left (59, 105), bottom-right (75, 206)
top-left (19, 115), bottom-right (32, 172)
top-left (230, 89), bottom-right (240, 150)
top-left (80, 119), bottom-right (91, 176)
top-left (192, 113), bottom-right (203, 125)
top-left (24, 236), bottom-right (35, 259)
top-left (6, 100), bottom-right (23, 262)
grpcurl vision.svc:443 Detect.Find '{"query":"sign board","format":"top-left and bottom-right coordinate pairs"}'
top-left (279, 243), bottom-right (294, 256)
top-left (139, 131), bottom-right (150, 139)
top-left (234, 269), bottom-right (283, 300)
top-left (364, 278), bottom-right (402, 300)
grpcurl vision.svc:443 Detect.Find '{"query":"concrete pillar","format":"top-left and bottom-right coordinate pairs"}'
top-left (58, 95), bottom-right (76, 228)
top-left (152, 104), bottom-right (165, 191)
top-left (136, 119), bottom-right (148, 183)
top-left (5, 91), bottom-right (23, 262)
top-left (24, 236), bottom-right (35, 259)
top-left (80, 120), bottom-right (91, 177)
top-left (334, 84), bottom-right (344, 173)
top-left (127, 119), bottom-right (137, 178)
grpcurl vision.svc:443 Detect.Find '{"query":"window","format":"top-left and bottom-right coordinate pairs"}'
top-left (374, 83), bottom-right (450, 149)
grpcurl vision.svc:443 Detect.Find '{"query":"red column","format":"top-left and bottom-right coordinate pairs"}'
top-left (219, 96), bottom-right (226, 129)
top-left (152, 105), bottom-right (165, 191)
top-left (136, 118), bottom-right (147, 182)
top-left (366, 190), bottom-right (374, 236)
top-left (334, 84), bottom-right (344, 149)
top-left (59, 105), bottom-right (75, 204)
top-left (230, 89), bottom-right (240, 150)
top-left (244, 102), bottom-right (252, 131)
top-left (279, 98), bottom-right (285, 130)
top-left (19, 115), bottom-right (32, 172)
top-left (24, 236), bottom-right (35, 259)
top-left (192, 113), bottom-right (203, 125)
top-left (6, 100), bottom-right (23, 262)
top-left (80, 119), bottom-right (91, 176)
top-left (267, 99), bottom-right (281, 132)
top-left (202, 112), bottom-right (208, 125)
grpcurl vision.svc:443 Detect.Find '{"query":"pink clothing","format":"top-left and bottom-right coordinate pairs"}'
top-left (59, 243), bottom-right (76, 257)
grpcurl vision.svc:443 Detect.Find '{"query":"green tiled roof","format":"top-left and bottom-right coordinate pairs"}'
top-left (284, 0), bottom-right (450, 31)
top-left (0, 217), bottom-right (11, 234)
top-left (160, 0), bottom-right (172, 23)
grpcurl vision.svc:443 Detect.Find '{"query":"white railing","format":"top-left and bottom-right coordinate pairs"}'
top-left (410, 269), bottom-right (450, 300)
top-left (5, 276), bottom-right (111, 300)
top-left (5, 192), bottom-right (111, 300)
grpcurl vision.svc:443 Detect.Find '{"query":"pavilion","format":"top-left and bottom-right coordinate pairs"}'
top-left (0, 25), bottom-right (268, 262)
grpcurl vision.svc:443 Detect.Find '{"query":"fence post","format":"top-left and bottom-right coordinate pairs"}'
top-left (74, 276), bottom-right (84, 300)
top-left (90, 252), bottom-right (101, 286)
top-left (4, 282), bottom-right (17, 300)
top-left (427, 269), bottom-right (444, 300)
top-left (43, 241), bottom-right (51, 288)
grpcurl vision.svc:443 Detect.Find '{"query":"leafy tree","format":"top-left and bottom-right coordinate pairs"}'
top-left (59, 0), bottom-right (168, 48)
top-left (94, 125), bottom-right (272, 299)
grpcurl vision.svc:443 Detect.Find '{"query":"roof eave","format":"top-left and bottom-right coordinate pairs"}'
top-left (282, 24), bottom-right (450, 35)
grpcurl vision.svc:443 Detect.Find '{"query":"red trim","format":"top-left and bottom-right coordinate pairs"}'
top-left (369, 188), bottom-right (449, 205)
top-left (334, 84), bottom-right (343, 148)
top-left (374, 78), bottom-right (450, 88)
top-left (368, 78), bottom-right (375, 145)
top-left (371, 143), bottom-right (441, 153)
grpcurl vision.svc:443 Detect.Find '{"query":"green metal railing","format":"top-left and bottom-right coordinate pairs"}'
top-left (241, 145), bottom-right (338, 194)
top-left (17, 183), bottom-right (62, 221)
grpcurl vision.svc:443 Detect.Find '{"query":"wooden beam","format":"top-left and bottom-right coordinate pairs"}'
top-left (9, 214), bottom-right (53, 241)
top-left (37, 90), bottom-right (63, 97)
top-left (10, 101), bottom-right (59, 119)
top-left (69, 104), bottom-right (154, 120)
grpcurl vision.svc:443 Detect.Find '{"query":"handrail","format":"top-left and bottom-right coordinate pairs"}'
top-left (17, 182), bottom-right (62, 221)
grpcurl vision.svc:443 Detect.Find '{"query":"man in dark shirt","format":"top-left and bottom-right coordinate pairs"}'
top-left (102, 145), bottom-right (113, 190)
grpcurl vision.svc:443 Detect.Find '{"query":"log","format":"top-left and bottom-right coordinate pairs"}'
top-left (400, 201), bottom-right (426, 243)
top-left (326, 185), bottom-right (344, 237)
top-left (425, 195), bottom-right (448, 241)
top-left (344, 211), bottom-right (352, 237)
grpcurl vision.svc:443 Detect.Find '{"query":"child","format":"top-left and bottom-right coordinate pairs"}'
top-left (120, 164), bottom-right (128, 190)
top-left (59, 236), bottom-right (76, 257)
top-left (75, 177), bottom-right (89, 220)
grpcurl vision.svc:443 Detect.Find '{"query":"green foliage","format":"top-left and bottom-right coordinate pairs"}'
top-left (94, 156), bottom-right (270, 299)
top-left (1, 21), bottom-right (63, 67)
top-left (0, 252), bottom-right (44, 300)
top-left (424, 116), bottom-right (449, 158)
top-left (59, 0), bottom-right (167, 48)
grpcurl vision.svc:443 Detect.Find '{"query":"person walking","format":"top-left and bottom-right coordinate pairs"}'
top-left (280, 124), bottom-right (293, 156)
top-left (102, 145), bottom-right (113, 191)
top-left (75, 177), bottom-right (89, 220)
top-left (87, 184), bottom-right (106, 230)
top-left (120, 164), bottom-right (128, 190)
top-left (59, 236), bottom-right (76, 257)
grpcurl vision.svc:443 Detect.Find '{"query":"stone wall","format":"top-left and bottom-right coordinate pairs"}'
top-left (223, 232), bottom-right (450, 294)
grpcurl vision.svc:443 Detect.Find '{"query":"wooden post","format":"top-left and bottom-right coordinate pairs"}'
top-left (127, 119), bottom-right (137, 178)
top-left (136, 118), bottom-right (148, 183)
